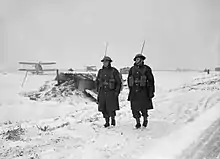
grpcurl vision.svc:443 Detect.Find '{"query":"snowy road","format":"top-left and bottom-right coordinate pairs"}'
top-left (180, 117), bottom-right (220, 159)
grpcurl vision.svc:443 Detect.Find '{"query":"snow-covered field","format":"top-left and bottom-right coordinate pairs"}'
top-left (0, 71), bottom-right (220, 159)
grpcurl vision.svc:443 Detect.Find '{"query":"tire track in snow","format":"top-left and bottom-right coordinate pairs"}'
top-left (180, 117), bottom-right (220, 159)
top-left (179, 92), bottom-right (220, 159)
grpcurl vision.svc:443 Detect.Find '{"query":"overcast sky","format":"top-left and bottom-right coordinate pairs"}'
top-left (0, 0), bottom-right (220, 70)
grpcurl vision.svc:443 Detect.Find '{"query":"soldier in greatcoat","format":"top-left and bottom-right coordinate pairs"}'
top-left (96, 56), bottom-right (122, 127)
top-left (127, 54), bottom-right (155, 128)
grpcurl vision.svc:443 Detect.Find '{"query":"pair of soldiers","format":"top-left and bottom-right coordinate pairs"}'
top-left (95, 54), bottom-right (155, 129)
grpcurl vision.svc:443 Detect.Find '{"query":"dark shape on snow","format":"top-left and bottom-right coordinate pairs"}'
top-left (85, 66), bottom-right (97, 71)
top-left (215, 67), bottom-right (220, 71)
top-left (55, 72), bottom-right (96, 91)
top-left (68, 68), bottom-right (74, 72)
top-left (120, 67), bottom-right (130, 74)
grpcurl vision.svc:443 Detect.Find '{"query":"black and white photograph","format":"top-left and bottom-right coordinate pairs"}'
top-left (0, 0), bottom-right (220, 158)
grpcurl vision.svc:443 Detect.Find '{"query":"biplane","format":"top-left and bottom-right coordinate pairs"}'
top-left (18, 61), bottom-right (57, 75)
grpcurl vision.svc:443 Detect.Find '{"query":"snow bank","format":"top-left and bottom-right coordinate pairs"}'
top-left (139, 72), bottom-right (220, 159)
top-left (0, 71), bottom-right (220, 159)
top-left (140, 92), bottom-right (220, 159)
top-left (170, 72), bottom-right (220, 92)
top-left (19, 72), bottom-right (97, 102)
top-left (0, 73), bottom-right (93, 123)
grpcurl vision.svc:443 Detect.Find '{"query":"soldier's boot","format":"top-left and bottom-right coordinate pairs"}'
top-left (111, 116), bottom-right (116, 126)
top-left (104, 117), bottom-right (110, 128)
top-left (135, 118), bottom-right (141, 129)
top-left (142, 116), bottom-right (148, 127)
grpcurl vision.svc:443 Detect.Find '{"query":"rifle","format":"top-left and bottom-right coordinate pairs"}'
top-left (140, 40), bottom-right (146, 55)
top-left (104, 42), bottom-right (108, 56)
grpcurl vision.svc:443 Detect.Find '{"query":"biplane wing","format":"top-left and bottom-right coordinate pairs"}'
top-left (18, 69), bottom-right (38, 72)
top-left (18, 69), bottom-right (57, 72)
top-left (19, 62), bottom-right (38, 65)
top-left (19, 62), bottom-right (56, 65)
top-left (39, 62), bottom-right (56, 65)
